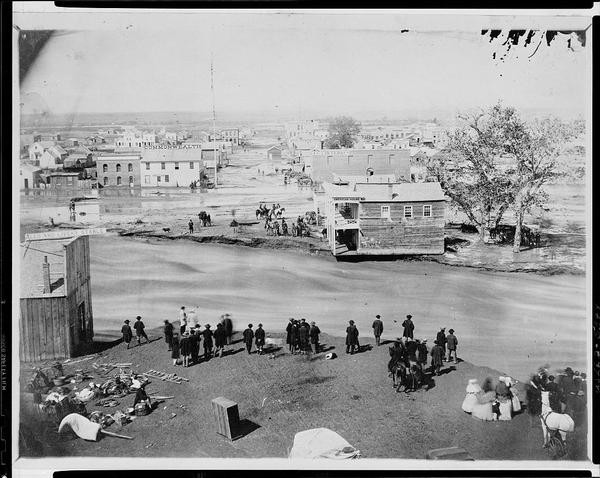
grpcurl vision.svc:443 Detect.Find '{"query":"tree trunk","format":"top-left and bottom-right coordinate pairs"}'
top-left (513, 203), bottom-right (523, 253)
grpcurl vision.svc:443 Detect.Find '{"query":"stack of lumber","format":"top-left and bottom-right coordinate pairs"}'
top-left (143, 370), bottom-right (189, 384)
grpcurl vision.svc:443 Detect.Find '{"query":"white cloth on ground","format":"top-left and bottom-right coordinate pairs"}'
top-left (58, 413), bottom-right (101, 441)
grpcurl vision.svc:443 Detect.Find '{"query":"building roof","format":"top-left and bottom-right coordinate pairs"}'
top-left (323, 181), bottom-right (445, 202)
top-left (141, 148), bottom-right (204, 162)
top-left (267, 145), bottom-right (282, 152)
top-left (31, 141), bottom-right (55, 150)
top-left (354, 181), bottom-right (446, 202)
top-left (20, 238), bottom-right (74, 297)
top-left (20, 163), bottom-right (41, 174)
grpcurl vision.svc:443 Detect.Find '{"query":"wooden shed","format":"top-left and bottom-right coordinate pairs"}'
top-left (266, 145), bottom-right (282, 162)
top-left (322, 181), bottom-right (446, 256)
top-left (20, 235), bottom-right (94, 362)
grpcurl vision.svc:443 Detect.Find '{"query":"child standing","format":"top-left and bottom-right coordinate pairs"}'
top-left (171, 334), bottom-right (181, 366)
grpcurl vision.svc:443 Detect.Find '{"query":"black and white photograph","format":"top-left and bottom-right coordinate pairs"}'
top-left (11, 3), bottom-right (594, 472)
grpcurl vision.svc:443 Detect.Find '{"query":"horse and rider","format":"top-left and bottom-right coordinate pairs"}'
top-left (197, 211), bottom-right (212, 227)
top-left (388, 338), bottom-right (426, 393)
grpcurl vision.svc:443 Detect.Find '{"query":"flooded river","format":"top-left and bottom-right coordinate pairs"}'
top-left (90, 234), bottom-right (587, 382)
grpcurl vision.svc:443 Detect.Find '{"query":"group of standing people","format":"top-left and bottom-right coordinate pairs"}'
top-left (462, 376), bottom-right (521, 421)
top-left (286, 318), bottom-right (321, 354)
top-left (121, 316), bottom-right (150, 349)
top-left (163, 308), bottom-right (234, 366)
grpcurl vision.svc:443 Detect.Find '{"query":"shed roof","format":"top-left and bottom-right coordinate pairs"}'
top-left (267, 145), bottom-right (282, 152)
top-left (20, 238), bottom-right (74, 297)
top-left (141, 148), bottom-right (204, 162)
top-left (354, 181), bottom-right (446, 202)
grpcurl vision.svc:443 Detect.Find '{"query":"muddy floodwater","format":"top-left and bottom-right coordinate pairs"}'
top-left (90, 234), bottom-right (587, 382)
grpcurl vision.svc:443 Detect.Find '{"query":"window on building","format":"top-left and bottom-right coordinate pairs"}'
top-left (146, 162), bottom-right (150, 170)
top-left (144, 175), bottom-right (150, 184)
top-left (116, 164), bottom-right (121, 172)
top-left (157, 176), bottom-right (162, 183)
top-left (129, 176), bottom-right (134, 185)
top-left (404, 206), bottom-right (413, 218)
top-left (103, 177), bottom-right (108, 186)
top-left (66, 176), bottom-right (74, 186)
top-left (116, 176), bottom-right (122, 185)
top-left (164, 175), bottom-right (170, 183)
top-left (174, 162), bottom-right (179, 170)
top-left (161, 162), bottom-right (165, 170)
top-left (128, 163), bottom-right (133, 172)
top-left (190, 162), bottom-right (194, 169)
top-left (381, 205), bottom-right (391, 219)
top-left (423, 205), bottom-right (432, 217)
top-left (102, 164), bottom-right (108, 173)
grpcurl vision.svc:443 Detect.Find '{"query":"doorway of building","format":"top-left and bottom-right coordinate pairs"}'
top-left (335, 229), bottom-right (358, 254)
top-left (78, 302), bottom-right (86, 340)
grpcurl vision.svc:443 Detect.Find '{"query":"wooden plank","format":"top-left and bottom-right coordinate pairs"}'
top-left (20, 300), bottom-right (30, 362)
top-left (53, 298), bottom-right (62, 358)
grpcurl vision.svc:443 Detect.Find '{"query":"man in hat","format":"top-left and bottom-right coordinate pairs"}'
top-left (416, 339), bottom-right (428, 367)
top-left (188, 219), bottom-right (194, 234)
top-left (309, 321), bottom-right (321, 353)
top-left (243, 324), bottom-right (254, 354)
top-left (214, 322), bottom-right (227, 357)
top-left (405, 337), bottom-right (417, 362)
top-left (163, 320), bottom-right (174, 351)
top-left (202, 324), bottom-right (214, 361)
top-left (189, 329), bottom-right (200, 364)
top-left (402, 315), bottom-right (414, 339)
top-left (121, 320), bottom-right (133, 349)
top-left (221, 314), bottom-right (233, 345)
top-left (286, 318), bottom-right (294, 353)
top-left (372, 315), bottom-right (384, 346)
top-left (298, 320), bottom-right (310, 354)
top-left (545, 375), bottom-right (562, 412)
top-left (255, 324), bottom-right (266, 355)
top-left (446, 328), bottom-right (458, 363)
top-left (345, 320), bottom-right (359, 354)
top-left (134, 316), bottom-right (149, 345)
top-left (436, 327), bottom-right (447, 360)
top-left (430, 340), bottom-right (444, 376)
top-left (559, 367), bottom-right (577, 416)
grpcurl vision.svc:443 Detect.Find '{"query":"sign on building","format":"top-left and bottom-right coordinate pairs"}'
top-left (24, 228), bottom-right (107, 242)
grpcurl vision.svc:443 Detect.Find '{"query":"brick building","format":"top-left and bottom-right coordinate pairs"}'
top-left (96, 153), bottom-right (142, 188)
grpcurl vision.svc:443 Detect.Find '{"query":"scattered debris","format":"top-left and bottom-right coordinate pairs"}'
top-left (144, 369), bottom-right (188, 384)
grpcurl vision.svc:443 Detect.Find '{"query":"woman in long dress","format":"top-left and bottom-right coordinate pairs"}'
top-left (461, 378), bottom-right (481, 413)
top-left (472, 377), bottom-right (496, 421)
top-left (505, 376), bottom-right (521, 413)
top-left (496, 376), bottom-right (513, 421)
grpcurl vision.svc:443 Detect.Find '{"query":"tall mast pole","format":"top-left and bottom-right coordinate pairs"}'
top-left (211, 53), bottom-right (218, 187)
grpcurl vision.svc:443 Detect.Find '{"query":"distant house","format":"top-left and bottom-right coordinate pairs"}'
top-left (20, 235), bottom-right (94, 361)
top-left (266, 145), bottom-right (282, 162)
top-left (28, 140), bottom-right (55, 162)
top-left (41, 171), bottom-right (91, 191)
top-left (20, 163), bottom-right (42, 189)
top-left (40, 133), bottom-right (62, 142)
top-left (306, 149), bottom-right (411, 184)
top-left (139, 148), bottom-right (206, 187)
top-left (20, 133), bottom-right (42, 155)
top-left (321, 181), bottom-right (446, 256)
top-left (96, 153), bottom-right (142, 188)
top-left (39, 145), bottom-right (68, 169)
top-left (220, 128), bottom-right (240, 145)
top-left (63, 153), bottom-right (93, 169)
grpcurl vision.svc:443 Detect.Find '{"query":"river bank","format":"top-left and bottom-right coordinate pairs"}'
top-left (86, 234), bottom-right (587, 383)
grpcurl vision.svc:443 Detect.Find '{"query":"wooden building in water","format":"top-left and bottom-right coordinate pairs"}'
top-left (321, 181), bottom-right (446, 256)
top-left (20, 235), bottom-right (94, 362)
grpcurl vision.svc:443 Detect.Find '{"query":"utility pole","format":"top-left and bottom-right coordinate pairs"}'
top-left (211, 53), bottom-right (218, 187)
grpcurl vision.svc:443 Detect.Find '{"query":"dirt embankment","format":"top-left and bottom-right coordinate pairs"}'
top-left (19, 330), bottom-right (588, 460)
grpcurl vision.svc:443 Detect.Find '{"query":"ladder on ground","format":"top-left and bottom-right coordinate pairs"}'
top-left (335, 242), bottom-right (349, 254)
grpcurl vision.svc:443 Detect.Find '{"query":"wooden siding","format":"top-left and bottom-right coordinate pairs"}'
top-left (64, 236), bottom-right (94, 340)
top-left (20, 297), bottom-right (69, 362)
top-left (20, 236), bottom-right (94, 362)
top-left (358, 200), bottom-right (445, 254)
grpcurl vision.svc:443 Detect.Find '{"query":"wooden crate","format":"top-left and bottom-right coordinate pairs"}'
top-left (211, 397), bottom-right (240, 440)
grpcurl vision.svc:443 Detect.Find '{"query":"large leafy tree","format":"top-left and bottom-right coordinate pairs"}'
top-left (423, 104), bottom-right (515, 242)
top-left (503, 115), bottom-right (584, 252)
top-left (324, 116), bottom-right (361, 149)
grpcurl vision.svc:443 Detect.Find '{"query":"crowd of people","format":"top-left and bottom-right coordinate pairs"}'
top-left (461, 376), bottom-right (521, 421)
top-left (524, 366), bottom-right (587, 427)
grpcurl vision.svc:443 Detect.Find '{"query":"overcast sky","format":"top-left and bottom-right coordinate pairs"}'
top-left (17, 12), bottom-right (590, 119)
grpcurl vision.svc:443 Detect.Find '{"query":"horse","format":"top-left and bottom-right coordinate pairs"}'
top-left (540, 390), bottom-right (574, 452)
top-left (265, 222), bottom-right (276, 236)
top-left (389, 361), bottom-right (407, 392)
top-left (276, 207), bottom-right (285, 218)
top-left (404, 360), bottom-right (425, 392)
top-left (204, 214), bottom-right (211, 227)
